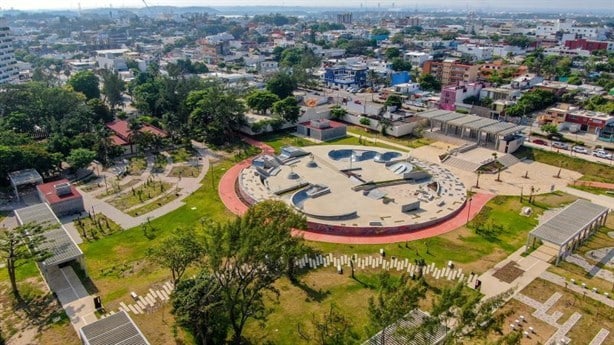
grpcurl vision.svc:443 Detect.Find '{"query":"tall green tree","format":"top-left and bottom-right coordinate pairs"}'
top-left (148, 227), bottom-right (204, 286)
top-left (298, 304), bottom-right (359, 345)
top-left (266, 72), bottom-right (297, 99)
top-left (418, 73), bottom-right (441, 91)
top-left (273, 96), bottom-right (301, 124)
top-left (367, 272), bottom-right (426, 345)
top-left (66, 148), bottom-right (96, 171)
top-left (67, 71), bottom-right (100, 100)
top-left (201, 201), bottom-right (306, 343)
top-left (101, 70), bottom-right (125, 112)
top-left (186, 85), bottom-right (246, 145)
top-left (172, 272), bottom-right (228, 345)
top-left (0, 224), bottom-right (49, 303)
top-left (245, 89), bottom-right (280, 114)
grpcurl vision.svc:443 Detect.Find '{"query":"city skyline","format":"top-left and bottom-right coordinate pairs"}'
top-left (2, 0), bottom-right (614, 11)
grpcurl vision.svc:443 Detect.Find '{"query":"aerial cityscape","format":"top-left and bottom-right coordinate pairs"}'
top-left (0, 2), bottom-right (612, 345)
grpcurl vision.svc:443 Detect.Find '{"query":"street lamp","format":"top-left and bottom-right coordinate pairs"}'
top-left (475, 171), bottom-right (481, 189)
top-left (466, 189), bottom-right (473, 225)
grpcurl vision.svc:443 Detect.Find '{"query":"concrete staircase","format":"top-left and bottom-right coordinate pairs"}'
top-left (444, 156), bottom-right (481, 172)
top-left (497, 154), bottom-right (521, 168)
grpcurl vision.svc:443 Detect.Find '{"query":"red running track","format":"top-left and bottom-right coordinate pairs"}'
top-left (218, 137), bottom-right (495, 244)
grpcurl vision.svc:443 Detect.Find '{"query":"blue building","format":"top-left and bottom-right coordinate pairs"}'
top-left (323, 65), bottom-right (368, 89)
top-left (390, 71), bottom-right (411, 86)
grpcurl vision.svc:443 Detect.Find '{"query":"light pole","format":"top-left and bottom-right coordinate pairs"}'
top-left (466, 189), bottom-right (473, 225)
top-left (475, 171), bottom-right (481, 189)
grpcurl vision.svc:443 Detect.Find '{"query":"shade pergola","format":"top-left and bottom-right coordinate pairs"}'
top-left (527, 200), bottom-right (609, 265)
top-left (8, 169), bottom-right (43, 201)
top-left (80, 311), bottom-right (150, 345)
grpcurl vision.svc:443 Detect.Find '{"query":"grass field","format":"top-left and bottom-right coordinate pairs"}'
top-left (128, 156), bottom-right (147, 175)
top-left (126, 190), bottom-right (181, 217)
top-left (74, 214), bottom-right (123, 242)
top-left (108, 180), bottom-right (172, 210)
top-left (95, 178), bottom-right (141, 199)
top-left (513, 146), bottom-right (614, 182)
top-left (167, 165), bottom-right (200, 178)
top-left (169, 147), bottom-right (195, 163)
top-left (569, 184), bottom-right (614, 196)
top-left (256, 130), bottom-right (407, 154)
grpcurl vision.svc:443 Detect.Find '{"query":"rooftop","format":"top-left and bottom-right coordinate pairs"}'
top-left (105, 120), bottom-right (168, 142)
top-left (36, 179), bottom-right (82, 205)
top-left (8, 169), bottom-right (43, 187)
top-left (80, 311), bottom-right (150, 345)
top-left (363, 309), bottom-right (448, 345)
top-left (14, 203), bottom-right (83, 267)
top-left (529, 200), bottom-right (609, 246)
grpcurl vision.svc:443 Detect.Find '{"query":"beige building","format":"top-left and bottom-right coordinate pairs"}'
top-left (423, 59), bottom-right (480, 87)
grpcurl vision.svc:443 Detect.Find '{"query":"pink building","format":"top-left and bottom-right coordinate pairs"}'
top-left (439, 82), bottom-right (486, 111)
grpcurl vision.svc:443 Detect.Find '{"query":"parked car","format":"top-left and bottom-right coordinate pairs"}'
top-left (354, 99), bottom-right (362, 104)
top-left (532, 139), bottom-right (548, 146)
top-left (551, 141), bottom-right (570, 150)
top-left (572, 146), bottom-right (589, 154)
top-left (592, 149), bottom-right (612, 159)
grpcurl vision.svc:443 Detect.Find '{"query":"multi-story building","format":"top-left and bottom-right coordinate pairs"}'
top-left (456, 44), bottom-right (493, 61)
top-left (323, 64), bottom-right (368, 89)
top-left (422, 59), bottom-right (480, 87)
top-left (538, 103), bottom-right (614, 135)
top-left (404, 51), bottom-right (431, 67)
top-left (0, 25), bottom-right (19, 84)
top-left (336, 13), bottom-right (352, 25)
top-left (564, 38), bottom-right (614, 52)
top-left (439, 82), bottom-right (485, 111)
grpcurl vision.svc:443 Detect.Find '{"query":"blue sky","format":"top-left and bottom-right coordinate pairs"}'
top-left (1, 0), bottom-right (613, 11)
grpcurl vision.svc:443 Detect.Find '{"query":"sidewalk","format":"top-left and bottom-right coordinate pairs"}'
top-left (560, 186), bottom-right (614, 210)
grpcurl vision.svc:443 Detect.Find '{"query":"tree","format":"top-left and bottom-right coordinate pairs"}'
top-left (385, 94), bottom-right (402, 109)
top-left (385, 47), bottom-right (401, 60)
top-left (418, 73), bottom-right (441, 91)
top-left (186, 85), bottom-right (247, 145)
top-left (360, 117), bottom-right (371, 126)
top-left (148, 227), bottom-right (204, 287)
top-left (266, 72), bottom-right (297, 99)
top-left (540, 123), bottom-right (559, 135)
top-left (172, 272), bottom-right (229, 345)
top-left (391, 58), bottom-right (412, 72)
top-left (273, 96), bottom-right (301, 124)
top-left (245, 89), bottom-right (280, 114)
top-left (101, 70), bottom-right (125, 112)
top-left (298, 304), bottom-right (359, 345)
top-left (67, 71), bottom-right (100, 100)
top-left (329, 105), bottom-right (347, 120)
top-left (0, 224), bottom-right (49, 303)
top-left (201, 201), bottom-right (306, 343)
top-left (87, 98), bottom-right (114, 123)
top-left (367, 272), bottom-right (426, 345)
top-left (66, 148), bottom-right (96, 171)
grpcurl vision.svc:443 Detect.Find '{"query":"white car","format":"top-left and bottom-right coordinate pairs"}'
top-left (572, 146), bottom-right (589, 154)
top-left (593, 150), bottom-right (612, 159)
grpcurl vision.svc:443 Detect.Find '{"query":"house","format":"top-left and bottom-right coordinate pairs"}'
top-left (296, 119), bottom-right (347, 141)
top-left (456, 44), bottom-right (493, 61)
top-left (323, 64), bottom-right (368, 89)
top-left (439, 82), bottom-right (485, 111)
top-left (36, 179), bottom-right (84, 217)
top-left (105, 119), bottom-right (168, 154)
top-left (404, 51), bottom-right (431, 67)
top-left (95, 49), bottom-right (130, 72)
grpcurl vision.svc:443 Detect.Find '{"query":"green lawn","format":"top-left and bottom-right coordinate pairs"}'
top-left (169, 147), bottom-right (195, 163)
top-left (108, 180), bottom-right (172, 210)
top-left (346, 125), bottom-right (433, 149)
top-left (95, 178), bottom-right (142, 199)
top-left (167, 165), bottom-right (200, 178)
top-left (74, 214), bottom-right (123, 242)
top-left (256, 130), bottom-right (407, 154)
top-left (569, 184), bottom-right (614, 196)
top-left (126, 191), bottom-right (180, 217)
top-left (128, 156), bottom-right (147, 175)
top-left (513, 146), bottom-right (614, 182)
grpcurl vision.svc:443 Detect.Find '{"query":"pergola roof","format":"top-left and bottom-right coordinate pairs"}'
top-left (477, 122), bottom-right (516, 134)
top-left (432, 112), bottom-right (466, 122)
top-left (8, 169), bottom-right (43, 187)
top-left (447, 114), bottom-right (483, 126)
top-left (498, 126), bottom-right (525, 137)
top-left (80, 311), bottom-right (150, 345)
top-left (463, 118), bottom-right (499, 130)
top-left (417, 109), bottom-right (453, 119)
top-left (529, 200), bottom-right (609, 246)
top-left (363, 309), bottom-right (448, 345)
top-left (14, 203), bottom-right (83, 267)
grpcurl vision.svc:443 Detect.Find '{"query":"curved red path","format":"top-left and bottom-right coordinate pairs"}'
top-left (218, 137), bottom-right (495, 244)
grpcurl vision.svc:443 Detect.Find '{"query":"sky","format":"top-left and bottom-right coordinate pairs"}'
top-left (1, 0), bottom-right (613, 11)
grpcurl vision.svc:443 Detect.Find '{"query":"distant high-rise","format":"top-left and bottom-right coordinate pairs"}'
top-left (336, 13), bottom-right (353, 25)
top-left (0, 25), bottom-right (18, 85)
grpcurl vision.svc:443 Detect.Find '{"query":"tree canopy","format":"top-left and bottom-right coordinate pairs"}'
top-left (273, 96), bottom-right (301, 124)
top-left (418, 73), bottom-right (441, 91)
top-left (266, 72), bottom-right (297, 99)
top-left (245, 89), bottom-right (280, 114)
top-left (67, 71), bottom-right (100, 100)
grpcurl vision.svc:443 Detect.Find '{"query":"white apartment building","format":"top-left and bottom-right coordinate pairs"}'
top-left (456, 44), bottom-right (493, 61)
top-left (0, 25), bottom-right (19, 84)
top-left (404, 51), bottom-right (432, 67)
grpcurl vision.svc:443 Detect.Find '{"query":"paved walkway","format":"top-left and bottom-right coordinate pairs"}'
top-left (78, 143), bottom-right (210, 230)
top-left (476, 246), bottom-right (552, 299)
top-left (540, 271), bottom-right (614, 308)
top-left (560, 186), bottom-right (614, 210)
top-left (45, 266), bottom-right (97, 332)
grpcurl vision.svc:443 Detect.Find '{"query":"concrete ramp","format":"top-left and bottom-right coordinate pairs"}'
top-left (530, 243), bottom-right (559, 264)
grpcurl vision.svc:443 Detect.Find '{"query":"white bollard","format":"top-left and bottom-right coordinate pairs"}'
top-left (529, 326), bottom-right (535, 334)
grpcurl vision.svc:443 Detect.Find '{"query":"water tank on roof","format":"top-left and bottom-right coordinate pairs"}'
top-left (54, 182), bottom-right (72, 196)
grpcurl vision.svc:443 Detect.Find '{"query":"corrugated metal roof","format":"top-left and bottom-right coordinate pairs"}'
top-left (478, 122), bottom-right (516, 134)
top-left (417, 109), bottom-right (453, 119)
top-left (14, 203), bottom-right (83, 267)
top-left (529, 200), bottom-right (609, 246)
top-left (363, 309), bottom-right (448, 345)
top-left (80, 311), bottom-right (150, 345)
top-left (463, 118), bottom-right (499, 130)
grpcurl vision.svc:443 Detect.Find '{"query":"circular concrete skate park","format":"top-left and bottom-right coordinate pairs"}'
top-left (237, 145), bottom-right (468, 236)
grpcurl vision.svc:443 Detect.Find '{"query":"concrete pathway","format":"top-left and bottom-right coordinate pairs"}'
top-left (45, 266), bottom-right (97, 332)
top-left (560, 186), bottom-right (614, 210)
top-left (476, 246), bottom-right (552, 299)
top-left (540, 271), bottom-right (614, 308)
top-left (77, 144), bottom-right (210, 230)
